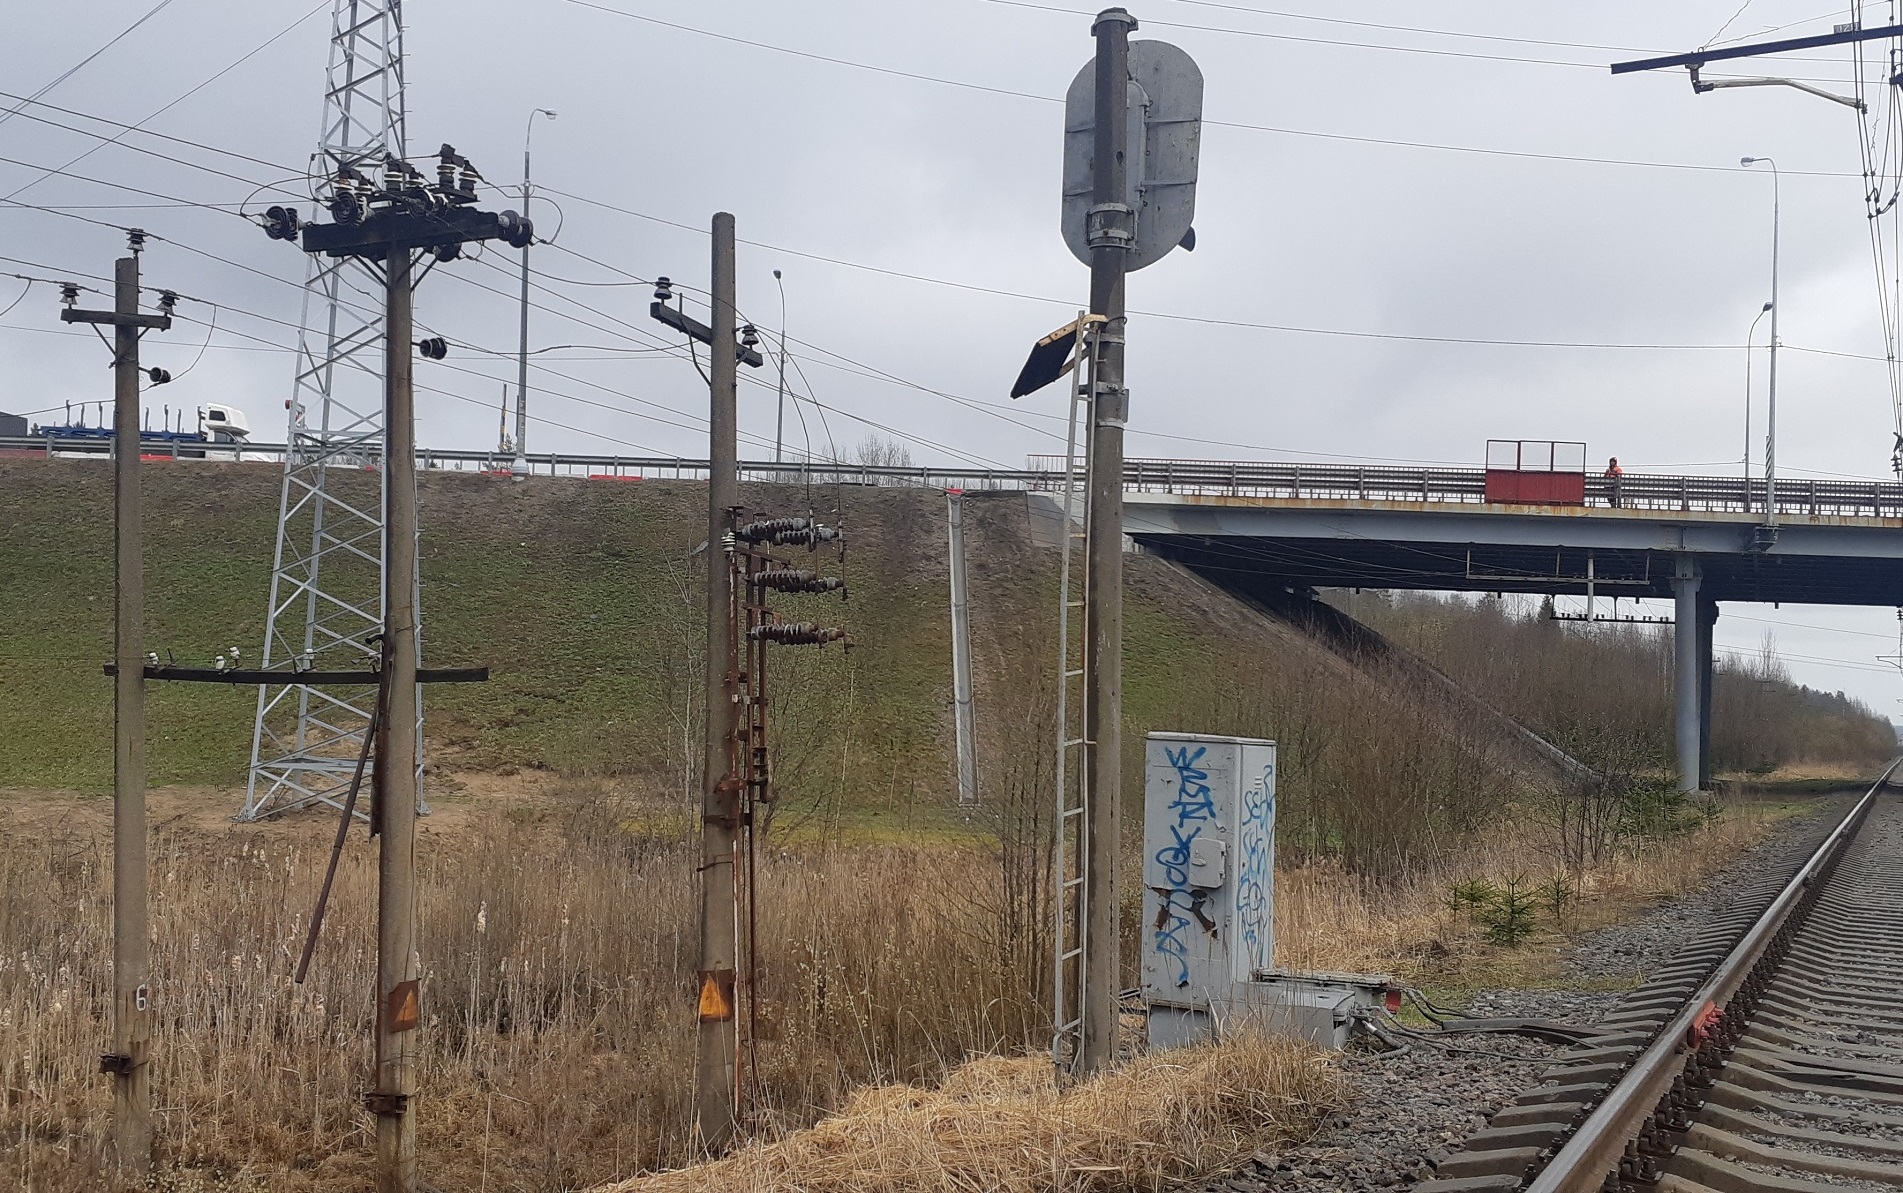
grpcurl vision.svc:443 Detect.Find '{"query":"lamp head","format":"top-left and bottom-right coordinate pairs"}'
top-left (1741, 156), bottom-right (1758, 166)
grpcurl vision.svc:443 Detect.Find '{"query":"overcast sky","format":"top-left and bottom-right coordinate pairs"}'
top-left (6, 1), bottom-right (1903, 719)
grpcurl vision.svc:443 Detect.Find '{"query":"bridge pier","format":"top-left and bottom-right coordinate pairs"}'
top-left (1698, 597), bottom-right (1717, 790)
top-left (1673, 557), bottom-right (1705, 793)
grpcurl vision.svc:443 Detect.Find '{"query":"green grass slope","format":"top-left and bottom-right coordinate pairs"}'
top-left (0, 459), bottom-right (1350, 814)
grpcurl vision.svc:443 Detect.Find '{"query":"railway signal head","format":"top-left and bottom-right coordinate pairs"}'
top-left (145, 367), bottom-right (172, 386)
top-left (416, 337), bottom-right (448, 360)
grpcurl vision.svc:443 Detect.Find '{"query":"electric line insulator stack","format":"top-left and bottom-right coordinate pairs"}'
top-left (260, 144), bottom-right (534, 264)
top-left (725, 505), bottom-right (847, 1121)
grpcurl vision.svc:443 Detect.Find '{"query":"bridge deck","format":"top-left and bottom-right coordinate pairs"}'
top-left (1113, 462), bottom-right (1903, 608)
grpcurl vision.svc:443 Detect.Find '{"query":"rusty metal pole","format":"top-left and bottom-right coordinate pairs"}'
top-left (373, 239), bottom-right (421, 1193)
top-left (694, 211), bottom-right (741, 1151)
top-left (1080, 6), bottom-right (1135, 1076)
top-left (109, 249), bottom-right (152, 1176)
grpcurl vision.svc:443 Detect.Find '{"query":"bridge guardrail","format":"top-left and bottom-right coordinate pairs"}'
top-left (10, 436), bottom-right (1901, 519)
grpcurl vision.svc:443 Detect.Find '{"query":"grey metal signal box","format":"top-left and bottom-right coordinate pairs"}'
top-left (1142, 732), bottom-right (1391, 1051)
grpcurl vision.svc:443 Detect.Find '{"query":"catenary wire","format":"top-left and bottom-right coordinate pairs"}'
top-left (0, 1), bottom-right (329, 205)
top-left (559, 1), bottom-right (1867, 177)
top-left (0, 0), bottom-right (181, 133)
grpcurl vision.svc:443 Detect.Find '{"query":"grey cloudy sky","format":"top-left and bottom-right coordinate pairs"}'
top-left (6, 1), bottom-right (1903, 719)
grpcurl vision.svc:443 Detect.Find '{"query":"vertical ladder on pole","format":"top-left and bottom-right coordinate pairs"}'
top-left (1051, 316), bottom-right (1096, 1077)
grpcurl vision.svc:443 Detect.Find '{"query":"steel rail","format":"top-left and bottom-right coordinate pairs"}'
top-left (1524, 757), bottom-right (1903, 1193)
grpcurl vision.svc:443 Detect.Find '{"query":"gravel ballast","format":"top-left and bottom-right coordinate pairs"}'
top-left (1172, 796), bottom-right (1856, 1193)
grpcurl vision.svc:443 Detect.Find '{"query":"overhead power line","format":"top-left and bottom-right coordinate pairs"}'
top-left (562, 0), bottom-right (1864, 178)
top-left (0, 1), bottom-right (329, 206)
top-left (0, 89), bottom-right (305, 177)
top-left (541, 184), bottom-right (1898, 357)
top-left (0, 0), bottom-right (181, 133)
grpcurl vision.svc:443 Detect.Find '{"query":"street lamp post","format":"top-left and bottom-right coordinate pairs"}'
top-left (1745, 300), bottom-right (1771, 511)
top-left (1743, 156), bottom-right (1779, 525)
top-left (772, 269), bottom-right (788, 464)
top-left (514, 107), bottom-right (557, 479)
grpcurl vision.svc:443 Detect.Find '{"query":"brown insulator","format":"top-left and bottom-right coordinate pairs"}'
top-left (748, 623), bottom-right (847, 646)
top-left (755, 569), bottom-right (845, 594)
top-left (734, 517), bottom-right (842, 547)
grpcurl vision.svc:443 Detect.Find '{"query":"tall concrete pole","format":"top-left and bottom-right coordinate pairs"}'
top-left (947, 490), bottom-right (978, 807)
top-left (1080, 5), bottom-right (1135, 1075)
top-left (1673, 556), bottom-right (1702, 795)
top-left (374, 240), bottom-right (421, 1193)
top-left (110, 250), bottom-right (152, 1177)
top-left (694, 211), bottom-right (741, 1150)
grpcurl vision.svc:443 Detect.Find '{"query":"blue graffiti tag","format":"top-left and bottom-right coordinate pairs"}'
top-left (1166, 745), bottom-right (1216, 823)
top-left (1233, 762), bottom-right (1276, 976)
top-left (1153, 897), bottom-right (1194, 987)
top-left (1152, 745), bottom-right (1219, 987)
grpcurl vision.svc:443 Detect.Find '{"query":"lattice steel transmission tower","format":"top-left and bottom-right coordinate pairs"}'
top-left (244, 0), bottom-right (419, 820)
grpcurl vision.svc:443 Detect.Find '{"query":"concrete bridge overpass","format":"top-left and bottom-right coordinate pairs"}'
top-left (1118, 461), bottom-right (1903, 792)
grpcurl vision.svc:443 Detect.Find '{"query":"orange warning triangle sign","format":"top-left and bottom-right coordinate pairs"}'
top-left (388, 980), bottom-right (420, 1032)
top-left (698, 973), bottom-right (733, 1022)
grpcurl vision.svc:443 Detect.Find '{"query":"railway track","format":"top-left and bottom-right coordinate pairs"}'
top-left (1419, 766), bottom-right (1903, 1193)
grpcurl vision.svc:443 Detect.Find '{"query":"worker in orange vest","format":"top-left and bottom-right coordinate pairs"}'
top-left (1605, 457), bottom-right (1624, 507)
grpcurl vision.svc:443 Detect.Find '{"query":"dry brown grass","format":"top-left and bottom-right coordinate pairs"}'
top-left (1271, 795), bottom-right (1794, 984)
top-left (0, 781), bottom-right (1046, 1192)
top-left (597, 1034), bottom-right (1340, 1193)
top-left (0, 781), bottom-right (1798, 1192)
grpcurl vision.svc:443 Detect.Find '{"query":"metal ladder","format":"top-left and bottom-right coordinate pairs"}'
top-left (1051, 315), bottom-right (1097, 1078)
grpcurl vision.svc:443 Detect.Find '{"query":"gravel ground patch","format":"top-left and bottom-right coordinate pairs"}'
top-left (1172, 797), bottom-right (1853, 1193)
top-left (1563, 795), bottom-right (1855, 984)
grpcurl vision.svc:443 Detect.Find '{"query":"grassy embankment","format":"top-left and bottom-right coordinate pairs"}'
top-left (0, 459), bottom-right (1281, 819)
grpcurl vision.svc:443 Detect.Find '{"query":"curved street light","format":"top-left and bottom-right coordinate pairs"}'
top-left (1742, 155), bottom-right (1780, 524)
top-left (513, 107), bottom-right (558, 478)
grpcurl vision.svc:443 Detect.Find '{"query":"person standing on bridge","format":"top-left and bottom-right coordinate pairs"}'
top-left (1605, 456), bottom-right (1624, 508)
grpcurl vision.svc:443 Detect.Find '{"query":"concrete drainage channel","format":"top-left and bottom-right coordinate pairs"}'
top-left (1418, 765), bottom-right (1903, 1193)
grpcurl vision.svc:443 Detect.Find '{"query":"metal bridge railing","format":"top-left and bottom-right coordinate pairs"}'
top-left (12, 435), bottom-right (1903, 519)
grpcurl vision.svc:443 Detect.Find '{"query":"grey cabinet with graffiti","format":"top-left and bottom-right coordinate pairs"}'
top-left (1140, 732), bottom-right (1277, 1044)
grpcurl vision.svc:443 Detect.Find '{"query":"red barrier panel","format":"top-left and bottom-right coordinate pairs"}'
top-left (1484, 469), bottom-right (1585, 505)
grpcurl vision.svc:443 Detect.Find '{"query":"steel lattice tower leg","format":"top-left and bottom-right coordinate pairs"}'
top-left (244, 0), bottom-right (422, 820)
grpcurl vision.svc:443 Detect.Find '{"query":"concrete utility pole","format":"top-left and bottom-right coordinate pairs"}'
top-left (1079, 6), bottom-right (1136, 1076)
top-left (947, 490), bottom-right (978, 807)
top-left (373, 238), bottom-right (422, 1193)
top-left (62, 235), bottom-right (170, 1177)
top-left (258, 144), bottom-right (523, 1192)
top-left (695, 211), bottom-right (741, 1150)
